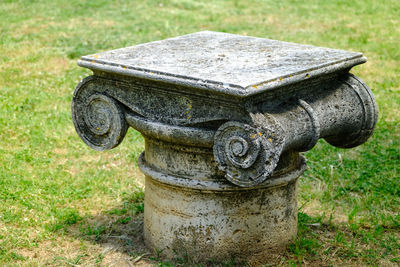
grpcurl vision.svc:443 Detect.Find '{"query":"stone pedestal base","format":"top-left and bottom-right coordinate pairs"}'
top-left (143, 168), bottom-right (300, 263)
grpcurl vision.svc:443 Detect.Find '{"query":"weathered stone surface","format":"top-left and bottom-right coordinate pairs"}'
top-left (71, 31), bottom-right (378, 262)
top-left (78, 31), bottom-right (366, 96)
top-left (143, 173), bottom-right (299, 262)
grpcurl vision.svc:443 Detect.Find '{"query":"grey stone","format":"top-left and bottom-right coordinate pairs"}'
top-left (79, 31), bottom-right (366, 97)
top-left (71, 31), bottom-right (378, 262)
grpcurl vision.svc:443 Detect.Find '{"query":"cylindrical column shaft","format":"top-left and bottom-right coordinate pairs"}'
top-left (144, 176), bottom-right (298, 262)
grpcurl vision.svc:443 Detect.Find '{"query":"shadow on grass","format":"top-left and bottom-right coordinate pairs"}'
top-left (43, 189), bottom-right (153, 266)
top-left (47, 188), bottom-right (242, 266)
top-left (74, 212), bottom-right (151, 266)
top-left (55, 200), bottom-right (245, 266)
top-left (46, 195), bottom-right (399, 266)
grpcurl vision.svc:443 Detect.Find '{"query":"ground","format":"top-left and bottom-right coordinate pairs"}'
top-left (0, 0), bottom-right (399, 266)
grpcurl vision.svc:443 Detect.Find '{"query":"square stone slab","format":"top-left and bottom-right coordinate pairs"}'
top-left (79, 31), bottom-right (366, 97)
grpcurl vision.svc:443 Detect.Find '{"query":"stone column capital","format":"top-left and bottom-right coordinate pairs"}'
top-left (71, 31), bottom-right (378, 262)
top-left (72, 73), bottom-right (377, 187)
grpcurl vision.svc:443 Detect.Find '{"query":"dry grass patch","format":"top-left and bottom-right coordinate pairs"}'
top-left (43, 57), bottom-right (71, 75)
top-left (18, 235), bottom-right (152, 266)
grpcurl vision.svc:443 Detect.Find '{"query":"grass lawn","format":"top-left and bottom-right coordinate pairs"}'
top-left (0, 0), bottom-right (399, 266)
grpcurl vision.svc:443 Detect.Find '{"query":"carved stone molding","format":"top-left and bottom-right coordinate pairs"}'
top-left (324, 74), bottom-right (378, 148)
top-left (212, 74), bottom-right (377, 187)
top-left (71, 76), bottom-right (128, 151)
top-left (213, 114), bottom-right (285, 187)
top-left (72, 73), bottom-right (377, 188)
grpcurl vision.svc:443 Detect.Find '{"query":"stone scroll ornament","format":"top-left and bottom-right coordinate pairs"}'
top-left (213, 113), bottom-right (285, 187)
top-left (71, 77), bottom-right (128, 151)
top-left (213, 75), bottom-right (378, 187)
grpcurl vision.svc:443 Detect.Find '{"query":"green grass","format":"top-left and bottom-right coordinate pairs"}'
top-left (0, 0), bottom-right (399, 265)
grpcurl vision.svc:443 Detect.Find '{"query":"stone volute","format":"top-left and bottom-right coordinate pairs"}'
top-left (71, 31), bottom-right (377, 262)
